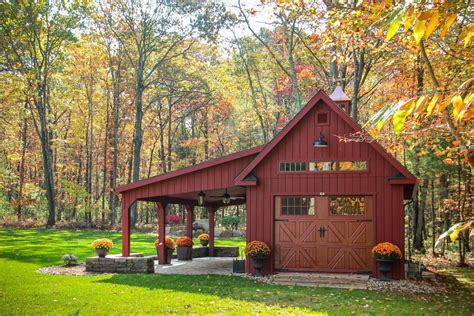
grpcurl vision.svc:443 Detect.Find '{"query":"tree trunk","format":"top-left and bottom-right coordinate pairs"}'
top-left (17, 105), bottom-right (28, 222)
top-left (131, 68), bottom-right (145, 228)
top-left (350, 48), bottom-right (365, 121)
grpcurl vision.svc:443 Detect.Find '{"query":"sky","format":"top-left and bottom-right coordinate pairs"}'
top-left (220, 0), bottom-right (277, 41)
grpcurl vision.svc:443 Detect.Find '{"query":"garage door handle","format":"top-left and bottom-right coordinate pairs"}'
top-left (356, 219), bottom-right (372, 222)
top-left (275, 219), bottom-right (289, 222)
top-left (319, 227), bottom-right (326, 238)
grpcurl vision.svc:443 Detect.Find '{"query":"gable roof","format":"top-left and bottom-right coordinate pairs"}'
top-left (114, 144), bottom-right (264, 194)
top-left (234, 90), bottom-right (417, 185)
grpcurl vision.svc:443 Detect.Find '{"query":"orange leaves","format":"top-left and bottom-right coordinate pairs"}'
top-left (309, 33), bottom-right (318, 41)
top-left (424, 10), bottom-right (439, 39)
top-left (439, 13), bottom-right (457, 40)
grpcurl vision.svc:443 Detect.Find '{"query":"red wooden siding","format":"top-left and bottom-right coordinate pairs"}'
top-left (121, 152), bottom-right (258, 203)
top-left (246, 100), bottom-right (407, 278)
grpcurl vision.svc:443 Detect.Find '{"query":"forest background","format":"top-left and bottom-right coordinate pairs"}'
top-left (0, 0), bottom-right (472, 262)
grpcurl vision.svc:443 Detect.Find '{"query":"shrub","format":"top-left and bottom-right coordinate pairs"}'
top-left (198, 233), bottom-right (209, 241)
top-left (371, 242), bottom-right (402, 260)
top-left (166, 214), bottom-right (182, 225)
top-left (221, 216), bottom-right (240, 230)
top-left (245, 240), bottom-right (271, 257)
top-left (154, 236), bottom-right (175, 250)
top-left (176, 236), bottom-right (194, 247)
top-left (91, 238), bottom-right (114, 250)
top-left (63, 254), bottom-right (79, 266)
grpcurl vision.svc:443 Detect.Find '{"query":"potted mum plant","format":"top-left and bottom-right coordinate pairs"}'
top-left (198, 233), bottom-right (209, 246)
top-left (154, 236), bottom-right (175, 264)
top-left (91, 239), bottom-right (113, 258)
top-left (176, 236), bottom-right (194, 260)
top-left (372, 242), bottom-right (403, 281)
top-left (245, 240), bottom-right (271, 276)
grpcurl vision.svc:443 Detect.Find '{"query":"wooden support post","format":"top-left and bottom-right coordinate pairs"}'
top-left (185, 205), bottom-right (193, 239)
top-left (156, 201), bottom-right (168, 264)
top-left (209, 206), bottom-right (215, 257)
top-left (121, 196), bottom-right (132, 257)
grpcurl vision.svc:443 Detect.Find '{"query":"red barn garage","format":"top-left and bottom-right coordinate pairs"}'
top-left (114, 89), bottom-right (417, 279)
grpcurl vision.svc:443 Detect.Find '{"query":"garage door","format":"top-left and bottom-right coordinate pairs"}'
top-left (274, 196), bottom-right (374, 273)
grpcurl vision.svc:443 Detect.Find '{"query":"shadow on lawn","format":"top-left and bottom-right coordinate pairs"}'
top-left (95, 273), bottom-right (339, 313)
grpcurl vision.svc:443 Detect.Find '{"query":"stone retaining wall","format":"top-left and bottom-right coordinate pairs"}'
top-left (189, 246), bottom-right (239, 258)
top-left (86, 253), bottom-right (155, 273)
top-left (85, 246), bottom-right (239, 273)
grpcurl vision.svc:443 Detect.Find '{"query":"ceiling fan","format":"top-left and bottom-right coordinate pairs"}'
top-left (210, 189), bottom-right (245, 205)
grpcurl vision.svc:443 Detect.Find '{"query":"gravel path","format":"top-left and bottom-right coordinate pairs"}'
top-left (368, 278), bottom-right (447, 294)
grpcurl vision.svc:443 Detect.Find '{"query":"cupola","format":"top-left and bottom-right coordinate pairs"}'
top-left (329, 84), bottom-right (351, 114)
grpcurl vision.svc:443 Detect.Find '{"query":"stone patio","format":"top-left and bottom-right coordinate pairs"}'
top-left (155, 257), bottom-right (235, 275)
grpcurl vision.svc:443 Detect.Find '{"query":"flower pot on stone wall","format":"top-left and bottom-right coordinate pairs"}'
top-left (177, 246), bottom-right (192, 260)
top-left (95, 248), bottom-right (108, 258)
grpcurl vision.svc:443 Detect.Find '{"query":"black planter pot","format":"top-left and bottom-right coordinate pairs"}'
top-left (177, 246), bottom-right (193, 260)
top-left (251, 255), bottom-right (267, 276)
top-left (233, 259), bottom-right (246, 273)
top-left (165, 248), bottom-right (174, 264)
top-left (200, 240), bottom-right (209, 247)
top-left (376, 258), bottom-right (394, 281)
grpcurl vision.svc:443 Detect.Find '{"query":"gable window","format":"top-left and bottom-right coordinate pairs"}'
top-left (339, 161), bottom-right (368, 171)
top-left (330, 196), bottom-right (365, 215)
top-left (279, 162), bottom-right (307, 172)
top-left (309, 161), bottom-right (336, 171)
top-left (317, 113), bottom-right (328, 124)
top-left (277, 196), bottom-right (315, 216)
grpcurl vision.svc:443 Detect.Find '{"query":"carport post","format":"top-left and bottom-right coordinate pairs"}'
top-left (156, 201), bottom-right (168, 264)
top-left (208, 206), bottom-right (215, 257)
top-left (121, 195), bottom-right (132, 257)
top-left (185, 205), bottom-right (193, 239)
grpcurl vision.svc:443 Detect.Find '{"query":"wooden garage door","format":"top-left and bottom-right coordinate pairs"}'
top-left (274, 196), bottom-right (374, 273)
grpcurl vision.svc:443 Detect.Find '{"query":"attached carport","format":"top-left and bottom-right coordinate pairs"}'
top-left (112, 145), bottom-right (264, 264)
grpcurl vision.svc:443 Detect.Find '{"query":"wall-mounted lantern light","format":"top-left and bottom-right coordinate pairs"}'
top-left (197, 191), bottom-right (205, 206)
top-left (314, 132), bottom-right (329, 148)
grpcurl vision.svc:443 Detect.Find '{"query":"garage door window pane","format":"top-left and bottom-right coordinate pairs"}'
top-left (279, 197), bottom-right (315, 215)
top-left (330, 196), bottom-right (365, 215)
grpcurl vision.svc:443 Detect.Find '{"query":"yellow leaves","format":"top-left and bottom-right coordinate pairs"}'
top-left (386, 13), bottom-right (403, 42)
top-left (413, 18), bottom-right (426, 44)
top-left (393, 110), bottom-right (408, 135)
top-left (404, 6), bottom-right (415, 31)
top-left (439, 13), bottom-right (457, 40)
top-left (426, 94), bottom-right (440, 116)
top-left (424, 10), bottom-right (439, 39)
top-left (449, 228), bottom-right (459, 242)
top-left (452, 95), bottom-right (464, 122)
top-left (460, 23), bottom-right (474, 47)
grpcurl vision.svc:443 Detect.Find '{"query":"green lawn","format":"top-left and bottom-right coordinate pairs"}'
top-left (0, 228), bottom-right (472, 315)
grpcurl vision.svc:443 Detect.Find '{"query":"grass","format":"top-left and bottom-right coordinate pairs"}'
top-left (0, 228), bottom-right (472, 315)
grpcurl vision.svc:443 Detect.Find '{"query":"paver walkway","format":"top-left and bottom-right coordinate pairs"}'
top-left (271, 272), bottom-right (370, 289)
top-left (155, 257), bottom-right (234, 275)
